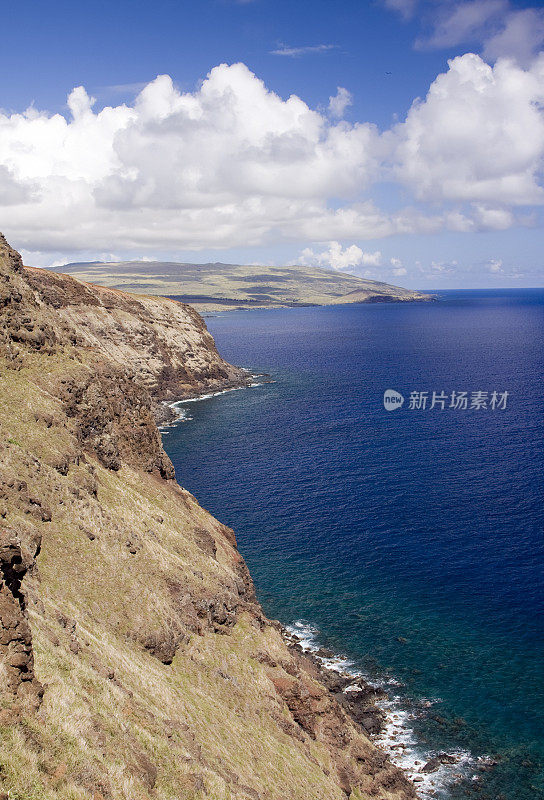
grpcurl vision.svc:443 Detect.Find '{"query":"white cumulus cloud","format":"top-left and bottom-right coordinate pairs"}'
top-left (0, 64), bottom-right (382, 253)
top-left (392, 53), bottom-right (544, 205)
top-left (0, 56), bottom-right (542, 258)
top-left (299, 242), bottom-right (382, 271)
top-left (328, 87), bottom-right (353, 119)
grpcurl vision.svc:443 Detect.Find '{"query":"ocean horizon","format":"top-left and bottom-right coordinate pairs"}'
top-left (163, 288), bottom-right (544, 800)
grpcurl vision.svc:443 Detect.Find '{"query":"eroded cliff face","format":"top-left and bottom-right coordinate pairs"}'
top-left (0, 235), bottom-right (415, 800)
top-left (24, 266), bottom-right (250, 423)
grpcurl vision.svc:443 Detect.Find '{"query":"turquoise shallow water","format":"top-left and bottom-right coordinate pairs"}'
top-left (163, 290), bottom-right (544, 799)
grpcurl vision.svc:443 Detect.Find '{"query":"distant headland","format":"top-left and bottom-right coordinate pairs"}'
top-left (51, 259), bottom-right (434, 311)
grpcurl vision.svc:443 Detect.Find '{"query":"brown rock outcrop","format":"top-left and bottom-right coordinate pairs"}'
top-left (0, 235), bottom-right (61, 363)
top-left (59, 365), bottom-right (175, 478)
top-left (0, 527), bottom-right (43, 716)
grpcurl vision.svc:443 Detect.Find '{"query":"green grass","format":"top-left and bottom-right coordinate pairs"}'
top-left (45, 261), bottom-right (430, 310)
top-left (0, 323), bottom-right (412, 800)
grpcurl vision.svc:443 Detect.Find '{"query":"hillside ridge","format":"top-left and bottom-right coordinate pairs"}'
top-left (50, 260), bottom-right (433, 311)
top-left (1, 234), bottom-right (415, 800)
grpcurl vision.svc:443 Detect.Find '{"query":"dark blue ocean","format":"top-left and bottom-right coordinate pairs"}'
top-left (163, 290), bottom-right (544, 799)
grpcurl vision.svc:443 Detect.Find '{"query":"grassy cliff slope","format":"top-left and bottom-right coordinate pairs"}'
top-left (1, 236), bottom-right (415, 800)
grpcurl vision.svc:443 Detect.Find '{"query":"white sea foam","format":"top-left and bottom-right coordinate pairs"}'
top-left (161, 374), bottom-right (266, 428)
top-left (158, 406), bottom-right (194, 430)
top-left (284, 620), bottom-right (476, 799)
top-left (170, 386), bottom-right (244, 404)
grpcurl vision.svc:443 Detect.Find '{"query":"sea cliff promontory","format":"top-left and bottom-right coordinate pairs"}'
top-left (23, 266), bottom-right (250, 425)
top-left (0, 234), bottom-right (415, 800)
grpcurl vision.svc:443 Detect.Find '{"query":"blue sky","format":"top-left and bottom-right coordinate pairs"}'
top-left (1, 0), bottom-right (543, 287)
top-left (3, 0), bottom-right (448, 123)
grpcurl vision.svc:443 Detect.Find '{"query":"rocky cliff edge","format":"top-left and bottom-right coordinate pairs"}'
top-left (0, 234), bottom-right (415, 800)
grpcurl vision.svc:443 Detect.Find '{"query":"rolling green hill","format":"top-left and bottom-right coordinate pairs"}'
top-left (51, 260), bottom-right (433, 310)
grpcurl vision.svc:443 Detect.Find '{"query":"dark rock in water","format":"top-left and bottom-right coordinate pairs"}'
top-left (357, 678), bottom-right (387, 698)
top-left (477, 756), bottom-right (500, 771)
top-left (315, 647), bottom-right (335, 658)
top-left (421, 758), bottom-right (443, 774)
top-left (421, 753), bottom-right (459, 773)
top-left (438, 753), bottom-right (459, 764)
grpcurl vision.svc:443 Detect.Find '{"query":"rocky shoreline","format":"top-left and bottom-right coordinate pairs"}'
top-left (158, 371), bottom-right (274, 428)
top-left (155, 378), bottom-right (253, 426)
top-left (281, 622), bottom-right (479, 799)
top-left (156, 382), bottom-right (474, 799)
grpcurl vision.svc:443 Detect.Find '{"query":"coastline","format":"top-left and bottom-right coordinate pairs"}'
top-left (158, 381), bottom-right (479, 799)
top-left (2, 231), bottom-right (422, 800)
top-left (4, 236), bottom-right (532, 800)
top-left (188, 295), bottom-right (437, 314)
top-left (159, 378), bottom-right (506, 800)
top-left (282, 622), bottom-right (477, 800)
top-left (158, 370), bottom-right (270, 428)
